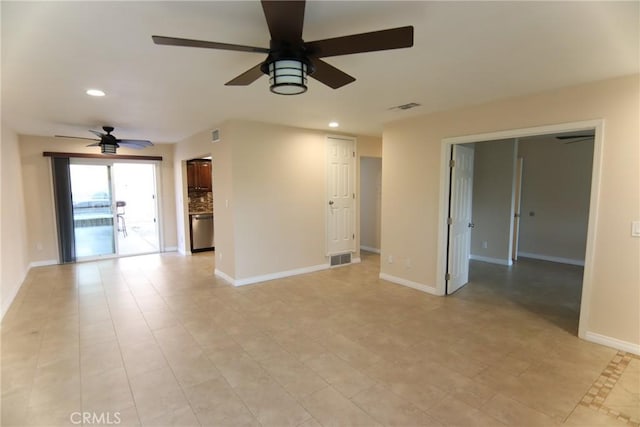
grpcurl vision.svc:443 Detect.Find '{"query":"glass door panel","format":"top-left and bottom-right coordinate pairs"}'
top-left (70, 164), bottom-right (116, 258)
top-left (113, 163), bottom-right (160, 255)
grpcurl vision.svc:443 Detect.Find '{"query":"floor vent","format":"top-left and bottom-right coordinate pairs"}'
top-left (330, 253), bottom-right (352, 266)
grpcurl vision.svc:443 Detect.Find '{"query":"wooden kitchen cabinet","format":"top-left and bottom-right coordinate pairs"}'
top-left (187, 162), bottom-right (197, 189)
top-left (197, 161), bottom-right (211, 191)
top-left (187, 159), bottom-right (212, 191)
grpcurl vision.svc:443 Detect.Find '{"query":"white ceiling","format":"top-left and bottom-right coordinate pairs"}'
top-left (2, 1), bottom-right (638, 143)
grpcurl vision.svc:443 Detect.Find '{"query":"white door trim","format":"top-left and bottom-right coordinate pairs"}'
top-left (436, 119), bottom-right (604, 340)
top-left (511, 156), bottom-right (524, 261)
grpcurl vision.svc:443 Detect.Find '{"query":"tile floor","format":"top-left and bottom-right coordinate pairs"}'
top-left (1, 252), bottom-right (638, 426)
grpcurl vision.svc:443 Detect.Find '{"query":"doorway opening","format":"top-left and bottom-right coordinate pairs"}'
top-left (69, 161), bottom-right (160, 259)
top-left (359, 156), bottom-right (382, 255)
top-left (185, 156), bottom-right (214, 253)
top-left (438, 120), bottom-right (603, 339)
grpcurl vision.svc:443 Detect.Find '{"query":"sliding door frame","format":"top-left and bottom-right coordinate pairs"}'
top-left (58, 157), bottom-right (163, 262)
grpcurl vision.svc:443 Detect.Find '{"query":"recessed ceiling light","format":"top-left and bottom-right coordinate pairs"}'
top-left (86, 89), bottom-right (105, 97)
top-left (328, 121), bottom-right (339, 128)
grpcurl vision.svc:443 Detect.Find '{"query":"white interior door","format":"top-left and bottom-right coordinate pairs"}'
top-left (447, 144), bottom-right (475, 294)
top-left (327, 136), bottom-right (356, 256)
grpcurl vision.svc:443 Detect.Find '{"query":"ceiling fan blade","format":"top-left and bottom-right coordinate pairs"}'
top-left (118, 140), bottom-right (154, 149)
top-left (152, 35), bottom-right (269, 54)
top-left (556, 134), bottom-right (594, 140)
top-left (309, 58), bottom-right (355, 89)
top-left (564, 138), bottom-right (593, 144)
top-left (225, 63), bottom-right (265, 86)
top-left (305, 26), bottom-right (414, 58)
top-left (261, 0), bottom-right (305, 41)
top-left (89, 129), bottom-right (106, 138)
top-left (86, 142), bottom-right (101, 147)
top-left (55, 135), bottom-right (100, 142)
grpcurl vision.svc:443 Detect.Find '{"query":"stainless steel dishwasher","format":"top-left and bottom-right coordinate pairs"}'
top-left (190, 214), bottom-right (214, 252)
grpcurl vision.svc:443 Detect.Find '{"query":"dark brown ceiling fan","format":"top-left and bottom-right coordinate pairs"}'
top-left (152, 0), bottom-right (414, 95)
top-left (56, 126), bottom-right (153, 154)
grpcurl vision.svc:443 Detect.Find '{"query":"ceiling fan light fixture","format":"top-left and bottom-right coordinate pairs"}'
top-left (268, 59), bottom-right (308, 95)
top-left (101, 143), bottom-right (118, 154)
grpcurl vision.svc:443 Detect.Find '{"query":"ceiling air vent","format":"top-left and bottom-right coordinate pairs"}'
top-left (390, 102), bottom-right (421, 111)
top-left (211, 129), bottom-right (220, 143)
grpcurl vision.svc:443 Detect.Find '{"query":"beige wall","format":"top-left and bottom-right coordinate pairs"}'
top-left (191, 120), bottom-right (375, 282)
top-left (518, 137), bottom-right (593, 263)
top-left (382, 74), bottom-right (640, 347)
top-left (1, 125), bottom-right (30, 318)
top-left (358, 135), bottom-right (383, 158)
top-left (229, 120), bottom-right (331, 280)
top-left (18, 135), bottom-right (177, 264)
top-left (470, 139), bottom-right (517, 263)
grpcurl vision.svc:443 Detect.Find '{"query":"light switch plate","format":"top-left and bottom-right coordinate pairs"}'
top-left (632, 221), bottom-right (640, 237)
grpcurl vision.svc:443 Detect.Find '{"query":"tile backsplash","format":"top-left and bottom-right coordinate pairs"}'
top-left (188, 190), bottom-right (213, 214)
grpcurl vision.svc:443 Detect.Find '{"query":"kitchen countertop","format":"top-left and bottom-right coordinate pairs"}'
top-left (189, 211), bottom-right (213, 215)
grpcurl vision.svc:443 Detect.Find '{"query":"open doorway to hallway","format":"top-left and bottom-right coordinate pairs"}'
top-left (441, 122), bottom-right (600, 338)
top-left (360, 156), bottom-right (382, 255)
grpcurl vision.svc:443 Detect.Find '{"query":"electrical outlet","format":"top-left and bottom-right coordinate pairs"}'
top-left (482, 241), bottom-right (488, 249)
top-left (388, 255), bottom-right (393, 264)
top-left (405, 258), bottom-right (412, 269)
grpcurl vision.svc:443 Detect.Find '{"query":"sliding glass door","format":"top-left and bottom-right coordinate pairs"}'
top-left (69, 160), bottom-right (160, 260)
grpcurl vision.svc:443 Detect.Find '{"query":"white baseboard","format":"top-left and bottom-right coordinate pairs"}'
top-left (379, 273), bottom-right (440, 296)
top-left (517, 252), bottom-right (585, 266)
top-left (351, 257), bottom-right (361, 264)
top-left (217, 263), bottom-right (330, 287)
top-left (360, 246), bottom-right (381, 254)
top-left (584, 331), bottom-right (640, 355)
top-left (1, 266), bottom-right (29, 321)
top-left (470, 254), bottom-right (512, 266)
top-left (3, 259), bottom-right (57, 320)
top-left (2, 282), bottom-right (22, 320)
top-left (163, 246), bottom-right (178, 253)
top-left (28, 259), bottom-right (58, 268)
top-left (214, 269), bottom-right (235, 285)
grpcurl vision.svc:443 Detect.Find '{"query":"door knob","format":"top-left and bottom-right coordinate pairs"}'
top-left (468, 222), bottom-right (475, 228)
top-left (329, 201), bottom-right (334, 205)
